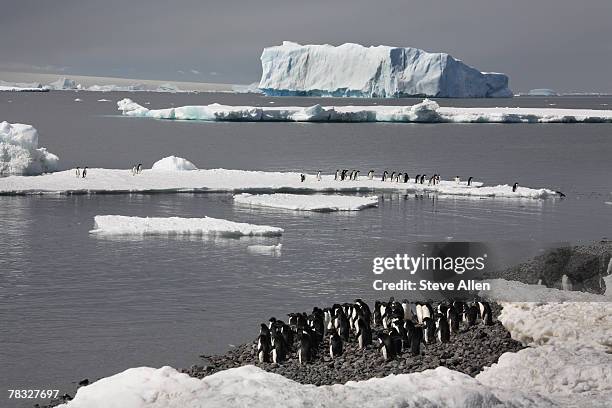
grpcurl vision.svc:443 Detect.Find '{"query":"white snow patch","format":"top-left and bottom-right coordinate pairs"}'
top-left (0, 168), bottom-right (557, 199)
top-left (97, 98), bottom-right (111, 102)
top-left (0, 121), bottom-right (59, 175)
top-left (118, 98), bottom-right (612, 123)
top-left (90, 215), bottom-right (283, 237)
top-left (234, 193), bottom-right (379, 212)
top-left (247, 243), bottom-right (282, 256)
top-left (259, 42), bottom-right (512, 98)
top-left (151, 156), bottom-right (198, 171)
top-left (74, 98), bottom-right (82, 102)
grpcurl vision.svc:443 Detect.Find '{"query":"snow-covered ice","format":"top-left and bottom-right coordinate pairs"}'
top-left (118, 98), bottom-right (612, 123)
top-left (234, 193), bottom-right (379, 212)
top-left (259, 42), bottom-right (512, 98)
top-left (0, 168), bottom-right (558, 199)
top-left (48, 77), bottom-right (81, 90)
top-left (90, 215), bottom-right (283, 237)
top-left (526, 88), bottom-right (559, 96)
top-left (0, 121), bottom-right (59, 175)
top-left (247, 243), bottom-right (282, 256)
top-left (151, 156), bottom-right (198, 171)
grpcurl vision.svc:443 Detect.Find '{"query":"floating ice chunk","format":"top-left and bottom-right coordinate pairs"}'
top-left (527, 88), bottom-right (559, 96)
top-left (258, 42), bottom-right (512, 98)
top-left (74, 98), bottom-right (82, 102)
top-left (247, 243), bottom-right (282, 256)
top-left (234, 193), bottom-right (379, 212)
top-left (117, 98), bottom-right (612, 123)
top-left (0, 121), bottom-right (59, 175)
top-left (97, 98), bottom-right (111, 102)
top-left (151, 156), bottom-right (198, 171)
top-left (90, 215), bottom-right (283, 237)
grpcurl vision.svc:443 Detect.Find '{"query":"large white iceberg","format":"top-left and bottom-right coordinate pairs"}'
top-left (258, 41), bottom-right (512, 98)
top-left (234, 193), bottom-right (379, 211)
top-left (0, 168), bottom-right (559, 199)
top-left (47, 77), bottom-right (81, 90)
top-left (117, 98), bottom-right (612, 123)
top-left (151, 156), bottom-right (198, 171)
top-left (0, 121), bottom-right (59, 175)
top-left (90, 215), bottom-right (283, 237)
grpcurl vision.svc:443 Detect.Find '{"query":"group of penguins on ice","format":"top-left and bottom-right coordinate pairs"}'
top-left (256, 298), bottom-right (494, 364)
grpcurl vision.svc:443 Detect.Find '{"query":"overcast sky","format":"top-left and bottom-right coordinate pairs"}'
top-left (1, 0), bottom-right (611, 92)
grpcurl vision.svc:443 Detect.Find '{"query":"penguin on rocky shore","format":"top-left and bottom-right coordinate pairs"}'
top-left (376, 331), bottom-right (396, 361)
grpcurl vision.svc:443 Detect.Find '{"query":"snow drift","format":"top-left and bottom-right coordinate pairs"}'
top-left (234, 193), bottom-right (379, 212)
top-left (151, 156), bottom-right (198, 171)
top-left (258, 41), bottom-right (512, 98)
top-left (117, 98), bottom-right (612, 123)
top-left (90, 215), bottom-right (283, 237)
top-left (0, 121), bottom-right (59, 175)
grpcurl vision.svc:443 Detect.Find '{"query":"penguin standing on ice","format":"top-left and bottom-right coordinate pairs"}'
top-left (512, 182), bottom-right (519, 192)
top-left (329, 329), bottom-right (343, 359)
top-left (131, 165), bottom-right (137, 175)
top-left (335, 170), bottom-right (339, 181)
top-left (75, 167), bottom-right (81, 178)
top-left (415, 174), bottom-right (421, 184)
top-left (82, 167), bottom-right (88, 178)
top-left (420, 174), bottom-right (426, 184)
top-left (353, 170), bottom-right (359, 181)
top-left (137, 163), bottom-right (142, 174)
top-left (368, 170), bottom-right (374, 180)
top-left (454, 176), bottom-right (460, 183)
top-left (300, 174), bottom-right (306, 182)
top-left (403, 173), bottom-right (409, 183)
top-left (382, 171), bottom-right (388, 182)
top-left (390, 172), bottom-right (396, 182)
top-left (436, 314), bottom-right (451, 343)
top-left (467, 177), bottom-right (473, 186)
top-left (316, 170), bottom-right (321, 181)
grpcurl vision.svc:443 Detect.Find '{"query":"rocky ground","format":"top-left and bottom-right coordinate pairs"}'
top-left (184, 304), bottom-right (523, 385)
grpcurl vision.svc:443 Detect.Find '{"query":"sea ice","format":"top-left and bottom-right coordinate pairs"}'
top-left (247, 243), bottom-right (282, 256)
top-left (234, 193), bottom-right (379, 212)
top-left (117, 98), bottom-right (612, 123)
top-left (0, 121), bottom-right (59, 175)
top-left (90, 215), bottom-right (283, 237)
top-left (151, 156), bottom-right (198, 171)
top-left (259, 42), bottom-right (512, 98)
top-left (0, 168), bottom-right (558, 199)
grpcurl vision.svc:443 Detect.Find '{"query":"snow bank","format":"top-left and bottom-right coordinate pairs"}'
top-left (259, 42), bottom-right (512, 98)
top-left (151, 156), bottom-right (198, 171)
top-left (58, 364), bottom-right (549, 408)
top-left (234, 193), bottom-right (379, 212)
top-left (0, 168), bottom-right (558, 199)
top-left (117, 98), bottom-right (612, 123)
top-left (0, 121), bottom-right (59, 175)
top-left (247, 243), bottom-right (282, 256)
top-left (90, 215), bottom-right (283, 237)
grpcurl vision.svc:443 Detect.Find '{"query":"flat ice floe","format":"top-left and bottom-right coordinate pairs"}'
top-left (234, 193), bottom-right (379, 211)
top-left (90, 215), bottom-right (283, 237)
top-left (118, 98), bottom-right (612, 123)
top-left (0, 168), bottom-right (559, 199)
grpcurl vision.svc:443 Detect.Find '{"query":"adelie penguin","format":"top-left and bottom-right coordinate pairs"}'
top-left (297, 329), bottom-right (312, 365)
top-left (329, 329), bottom-right (343, 359)
top-left (376, 332), bottom-right (396, 361)
top-left (382, 171), bottom-right (388, 182)
top-left (390, 172), bottom-right (396, 182)
top-left (512, 182), bottom-right (519, 192)
top-left (82, 166), bottom-right (88, 178)
top-left (316, 170), bottom-right (321, 181)
top-left (422, 317), bottom-right (436, 344)
top-left (467, 176), bottom-right (473, 186)
top-left (355, 318), bottom-right (372, 348)
top-left (436, 314), bottom-right (451, 343)
top-left (368, 170), bottom-right (374, 180)
top-left (478, 301), bottom-right (493, 326)
top-left (403, 173), bottom-right (409, 183)
top-left (420, 174), bottom-right (426, 184)
top-left (137, 163), bottom-right (142, 174)
top-left (447, 305), bottom-right (461, 334)
top-left (335, 170), bottom-right (339, 181)
top-left (257, 323), bottom-right (272, 363)
top-left (75, 167), bottom-right (80, 178)
top-left (300, 174), bottom-right (306, 182)
top-left (409, 326), bottom-right (424, 356)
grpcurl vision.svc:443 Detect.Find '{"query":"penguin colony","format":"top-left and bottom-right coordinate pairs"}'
top-left (256, 297), bottom-right (495, 364)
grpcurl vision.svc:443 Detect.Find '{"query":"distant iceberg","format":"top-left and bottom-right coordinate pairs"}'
top-left (527, 89), bottom-right (559, 96)
top-left (47, 77), bottom-right (81, 90)
top-left (259, 42), bottom-right (512, 98)
top-left (0, 121), bottom-right (59, 175)
top-left (117, 98), bottom-right (612, 123)
top-left (0, 80), bottom-right (48, 92)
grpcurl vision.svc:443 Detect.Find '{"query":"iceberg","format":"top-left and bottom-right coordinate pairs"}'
top-left (527, 88), bottom-right (559, 96)
top-left (117, 98), bottom-right (612, 123)
top-left (0, 168), bottom-right (559, 199)
top-left (0, 121), bottom-right (59, 175)
top-left (234, 193), bottom-right (379, 212)
top-left (90, 215), bottom-right (283, 237)
top-left (258, 42), bottom-right (512, 98)
top-left (0, 80), bottom-right (48, 92)
top-left (47, 77), bottom-right (81, 90)
top-left (151, 156), bottom-right (198, 171)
